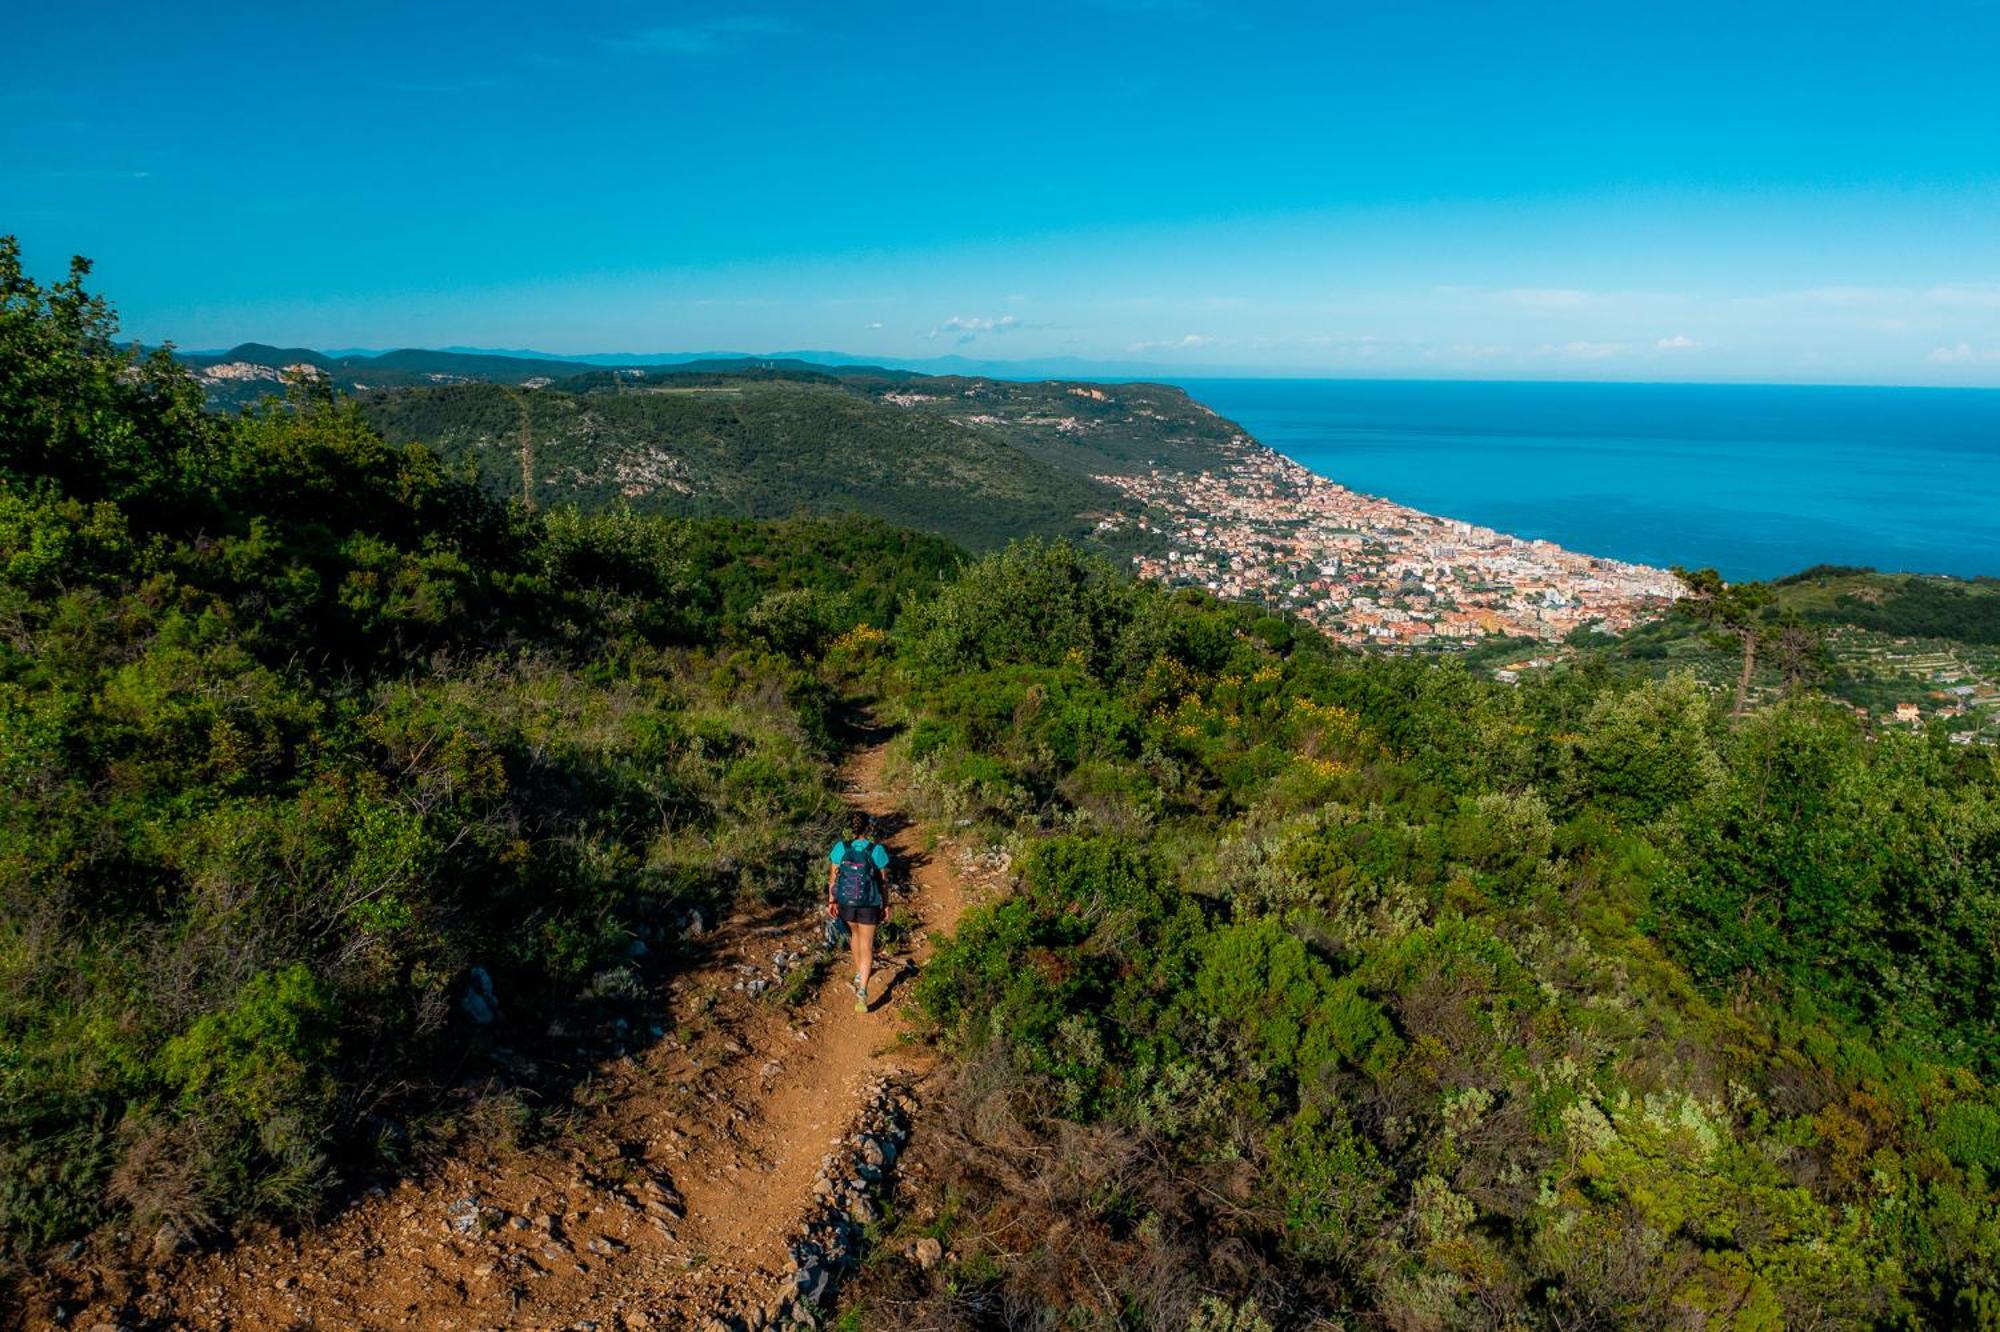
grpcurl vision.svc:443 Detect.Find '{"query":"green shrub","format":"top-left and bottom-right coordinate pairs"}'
top-left (1194, 918), bottom-right (1395, 1084)
top-left (160, 965), bottom-right (337, 1123)
top-left (1562, 672), bottom-right (1725, 820)
top-left (0, 244), bottom-right (871, 1260)
top-left (1935, 1100), bottom-right (2000, 1174)
top-left (1267, 1106), bottom-right (1394, 1265)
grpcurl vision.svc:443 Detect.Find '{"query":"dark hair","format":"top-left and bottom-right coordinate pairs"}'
top-left (846, 810), bottom-right (870, 837)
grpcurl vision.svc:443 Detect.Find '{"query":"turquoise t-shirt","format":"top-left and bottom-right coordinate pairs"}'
top-left (828, 838), bottom-right (891, 870)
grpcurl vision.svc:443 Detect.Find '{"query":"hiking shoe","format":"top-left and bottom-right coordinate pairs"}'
top-left (852, 974), bottom-right (869, 1012)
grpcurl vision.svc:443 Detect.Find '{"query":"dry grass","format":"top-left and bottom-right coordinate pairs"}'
top-left (840, 1046), bottom-right (1348, 1331)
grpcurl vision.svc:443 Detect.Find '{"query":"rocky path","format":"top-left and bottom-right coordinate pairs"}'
top-left (33, 729), bottom-right (993, 1331)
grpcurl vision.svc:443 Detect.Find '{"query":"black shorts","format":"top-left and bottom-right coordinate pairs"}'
top-left (837, 903), bottom-right (884, 926)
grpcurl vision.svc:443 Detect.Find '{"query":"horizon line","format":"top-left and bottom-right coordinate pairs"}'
top-left (159, 340), bottom-right (2000, 395)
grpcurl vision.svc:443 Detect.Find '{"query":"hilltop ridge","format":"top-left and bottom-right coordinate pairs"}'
top-left (179, 344), bottom-right (1252, 551)
top-left (173, 340), bottom-right (1214, 391)
top-left (181, 343), bottom-right (910, 405)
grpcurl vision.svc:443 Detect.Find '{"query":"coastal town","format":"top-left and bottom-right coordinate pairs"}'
top-left (1091, 432), bottom-right (1683, 648)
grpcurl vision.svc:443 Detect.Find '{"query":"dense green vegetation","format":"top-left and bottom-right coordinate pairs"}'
top-left (851, 375), bottom-right (1251, 477)
top-left (1774, 564), bottom-right (2000, 645)
top-left (0, 243), bottom-right (952, 1267)
top-left (842, 542), bottom-right (2000, 1329)
top-left (359, 380), bottom-right (1118, 551)
top-left (1582, 565), bottom-right (2000, 735)
top-left (190, 341), bottom-right (1248, 557)
top-left (185, 341), bottom-right (1247, 482)
top-left (13, 246), bottom-right (2000, 1329)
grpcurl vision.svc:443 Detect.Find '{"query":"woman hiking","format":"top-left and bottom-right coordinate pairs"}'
top-left (826, 810), bottom-right (892, 1012)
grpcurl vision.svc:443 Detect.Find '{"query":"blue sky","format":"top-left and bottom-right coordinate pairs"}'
top-left (6, 0), bottom-right (2000, 384)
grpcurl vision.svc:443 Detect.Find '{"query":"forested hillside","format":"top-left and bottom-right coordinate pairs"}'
top-left (7, 246), bottom-right (1999, 1329)
top-left (358, 380), bottom-right (1118, 551)
top-left (188, 339), bottom-right (1252, 555)
top-left (1773, 564), bottom-right (2000, 643)
top-left (846, 544), bottom-right (2000, 1329)
top-left (0, 242), bottom-right (956, 1275)
top-left (350, 368), bottom-right (1251, 554)
top-left (1582, 564), bottom-right (2000, 735)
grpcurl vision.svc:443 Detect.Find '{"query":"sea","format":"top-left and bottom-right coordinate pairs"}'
top-left (1177, 379), bottom-right (2000, 583)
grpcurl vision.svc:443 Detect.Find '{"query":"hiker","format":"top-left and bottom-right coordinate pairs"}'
top-left (827, 810), bottom-right (892, 1012)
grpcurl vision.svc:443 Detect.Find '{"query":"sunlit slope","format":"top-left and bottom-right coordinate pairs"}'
top-left (360, 379), bottom-right (1122, 550)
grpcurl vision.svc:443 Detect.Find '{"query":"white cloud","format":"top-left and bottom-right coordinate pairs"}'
top-left (929, 314), bottom-right (1019, 343)
top-left (1560, 340), bottom-right (1628, 359)
top-left (865, 321), bottom-right (883, 330)
top-left (1127, 333), bottom-right (1215, 353)
top-left (1928, 342), bottom-right (2000, 365)
top-left (1656, 334), bottom-right (1701, 350)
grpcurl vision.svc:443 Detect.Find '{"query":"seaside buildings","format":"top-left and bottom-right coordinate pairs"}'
top-left (1094, 436), bottom-right (1682, 649)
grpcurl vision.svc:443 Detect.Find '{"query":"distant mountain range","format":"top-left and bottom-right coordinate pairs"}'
top-left (175, 342), bottom-right (888, 407)
top-left (170, 341), bottom-right (1210, 394)
top-left (427, 346), bottom-right (1174, 377)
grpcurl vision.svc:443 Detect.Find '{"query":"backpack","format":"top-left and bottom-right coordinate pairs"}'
top-left (833, 839), bottom-right (885, 910)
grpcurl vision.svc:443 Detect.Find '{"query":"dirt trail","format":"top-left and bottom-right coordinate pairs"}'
top-left (663, 738), bottom-right (971, 1301)
top-left (33, 730), bottom-right (991, 1331)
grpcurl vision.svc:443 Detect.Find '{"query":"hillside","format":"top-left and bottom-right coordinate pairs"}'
top-left (842, 372), bottom-right (1251, 476)
top-left (356, 379), bottom-right (1123, 551)
top-left (181, 339), bottom-right (1249, 478)
top-left (178, 342), bottom-right (913, 409)
top-left (0, 244), bottom-right (958, 1307)
top-left (1775, 563), bottom-right (2000, 641)
top-left (175, 341), bottom-right (1235, 401)
top-left (183, 342), bottom-right (1255, 553)
top-left (1549, 564), bottom-right (2000, 738)
top-left (11, 246), bottom-right (2000, 1330)
top-left (840, 546), bottom-right (2000, 1331)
